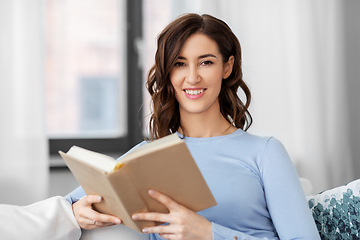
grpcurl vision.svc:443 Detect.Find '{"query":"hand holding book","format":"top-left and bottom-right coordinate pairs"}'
top-left (72, 195), bottom-right (122, 230)
top-left (60, 133), bottom-right (217, 232)
top-left (132, 189), bottom-right (213, 239)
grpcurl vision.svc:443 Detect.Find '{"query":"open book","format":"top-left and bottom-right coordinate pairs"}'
top-left (59, 133), bottom-right (217, 233)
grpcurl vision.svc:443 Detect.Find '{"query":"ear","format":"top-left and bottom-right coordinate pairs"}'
top-left (223, 56), bottom-right (235, 79)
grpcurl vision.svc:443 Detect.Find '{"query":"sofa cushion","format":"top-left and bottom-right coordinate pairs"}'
top-left (306, 179), bottom-right (360, 240)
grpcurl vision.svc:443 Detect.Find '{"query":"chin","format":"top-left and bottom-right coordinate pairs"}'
top-left (181, 106), bottom-right (211, 115)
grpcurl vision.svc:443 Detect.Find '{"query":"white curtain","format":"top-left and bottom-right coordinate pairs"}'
top-left (164, 0), bottom-right (353, 193)
top-left (0, 0), bottom-right (48, 205)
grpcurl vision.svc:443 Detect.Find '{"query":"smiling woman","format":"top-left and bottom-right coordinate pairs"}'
top-left (65, 13), bottom-right (321, 240)
top-left (146, 14), bottom-right (252, 140)
top-left (169, 33), bottom-right (235, 137)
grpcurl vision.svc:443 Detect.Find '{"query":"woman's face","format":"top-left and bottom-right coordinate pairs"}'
top-left (169, 33), bottom-right (234, 118)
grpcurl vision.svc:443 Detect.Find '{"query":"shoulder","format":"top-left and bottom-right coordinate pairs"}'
top-left (234, 130), bottom-right (284, 154)
top-left (238, 131), bottom-right (291, 167)
top-left (250, 135), bottom-right (294, 175)
top-left (202, 129), bottom-right (287, 161)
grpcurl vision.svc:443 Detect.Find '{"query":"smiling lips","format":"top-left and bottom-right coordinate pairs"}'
top-left (183, 88), bottom-right (206, 99)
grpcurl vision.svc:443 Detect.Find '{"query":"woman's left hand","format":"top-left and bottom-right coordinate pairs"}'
top-left (132, 189), bottom-right (212, 240)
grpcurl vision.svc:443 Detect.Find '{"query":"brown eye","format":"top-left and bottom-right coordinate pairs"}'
top-left (174, 62), bottom-right (185, 67)
top-left (201, 60), bottom-right (213, 66)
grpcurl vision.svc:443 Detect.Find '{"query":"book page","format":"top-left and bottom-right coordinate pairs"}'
top-left (120, 133), bottom-right (182, 163)
top-left (66, 146), bottom-right (117, 173)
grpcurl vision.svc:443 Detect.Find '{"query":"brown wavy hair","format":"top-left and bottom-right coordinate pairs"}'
top-left (146, 13), bottom-right (252, 141)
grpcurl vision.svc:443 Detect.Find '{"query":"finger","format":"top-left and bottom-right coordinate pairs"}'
top-left (86, 218), bottom-right (99, 228)
top-left (83, 208), bottom-right (121, 225)
top-left (142, 224), bottom-right (178, 234)
top-left (92, 220), bottom-right (117, 227)
top-left (94, 212), bottom-right (122, 225)
top-left (78, 218), bottom-right (99, 230)
top-left (132, 212), bottom-right (177, 224)
top-left (85, 220), bottom-right (114, 230)
top-left (148, 190), bottom-right (180, 211)
top-left (76, 198), bottom-right (121, 225)
top-left (82, 195), bottom-right (102, 206)
top-left (82, 216), bottom-right (119, 229)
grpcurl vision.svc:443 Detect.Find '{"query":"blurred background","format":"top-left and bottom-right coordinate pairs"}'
top-left (1, 0), bottom-right (359, 205)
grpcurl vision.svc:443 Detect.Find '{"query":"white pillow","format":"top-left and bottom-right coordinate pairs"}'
top-left (306, 179), bottom-right (360, 239)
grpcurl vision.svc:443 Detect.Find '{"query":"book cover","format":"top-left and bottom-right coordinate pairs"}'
top-left (59, 133), bottom-right (217, 232)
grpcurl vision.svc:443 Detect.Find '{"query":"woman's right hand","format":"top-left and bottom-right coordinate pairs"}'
top-left (72, 195), bottom-right (122, 230)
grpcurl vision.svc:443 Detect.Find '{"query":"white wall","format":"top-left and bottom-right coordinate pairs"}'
top-left (0, 0), bottom-right (49, 205)
top-left (343, 1), bottom-right (360, 182)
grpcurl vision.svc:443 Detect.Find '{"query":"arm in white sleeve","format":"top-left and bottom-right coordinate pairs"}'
top-left (0, 196), bottom-right (81, 240)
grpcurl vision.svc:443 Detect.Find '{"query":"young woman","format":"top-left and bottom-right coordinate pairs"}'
top-left (65, 13), bottom-right (320, 240)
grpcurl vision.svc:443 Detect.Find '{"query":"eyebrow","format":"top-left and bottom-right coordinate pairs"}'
top-left (178, 54), bottom-right (217, 60)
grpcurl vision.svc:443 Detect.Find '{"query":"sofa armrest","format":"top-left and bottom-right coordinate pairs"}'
top-left (80, 224), bottom-right (150, 240)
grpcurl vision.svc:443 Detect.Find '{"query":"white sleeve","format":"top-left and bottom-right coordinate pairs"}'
top-left (0, 196), bottom-right (81, 240)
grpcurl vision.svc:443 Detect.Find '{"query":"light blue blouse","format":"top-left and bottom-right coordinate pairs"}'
top-left (65, 129), bottom-right (320, 240)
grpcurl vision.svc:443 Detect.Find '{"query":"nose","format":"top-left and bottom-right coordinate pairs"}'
top-left (185, 66), bottom-right (200, 85)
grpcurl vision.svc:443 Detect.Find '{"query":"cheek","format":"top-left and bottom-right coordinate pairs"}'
top-left (169, 71), bottom-right (176, 85)
top-left (169, 79), bottom-right (181, 101)
top-left (203, 71), bottom-right (223, 89)
top-left (201, 65), bottom-right (224, 79)
top-left (169, 72), bottom-right (183, 91)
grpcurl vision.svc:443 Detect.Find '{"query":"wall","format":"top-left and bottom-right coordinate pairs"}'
top-left (344, 1), bottom-right (360, 181)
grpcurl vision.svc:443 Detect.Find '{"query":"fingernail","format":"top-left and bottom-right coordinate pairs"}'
top-left (132, 214), bottom-right (139, 220)
top-left (96, 196), bottom-right (102, 201)
top-left (142, 228), bottom-right (149, 233)
top-left (115, 219), bottom-right (121, 224)
top-left (148, 189), bottom-right (155, 195)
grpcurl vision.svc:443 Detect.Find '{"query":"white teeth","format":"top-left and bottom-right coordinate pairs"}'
top-left (184, 89), bottom-right (204, 95)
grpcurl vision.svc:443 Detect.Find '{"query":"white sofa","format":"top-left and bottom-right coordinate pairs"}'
top-left (81, 225), bottom-right (149, 240)
top-left (3, 178), bottom-right (359, 240)
top-left (0, 178), bottom-right (315, 240)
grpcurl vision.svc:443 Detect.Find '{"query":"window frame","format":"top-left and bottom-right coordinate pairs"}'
top-left (49, 0), bottom-right (144, 156)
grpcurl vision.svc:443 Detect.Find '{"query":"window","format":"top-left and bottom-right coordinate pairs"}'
top-left (46, 0), bottom-right (144, 157)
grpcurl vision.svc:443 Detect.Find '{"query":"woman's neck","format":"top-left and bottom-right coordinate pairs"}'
top-left (178, 111), bottom-right (237, 138)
